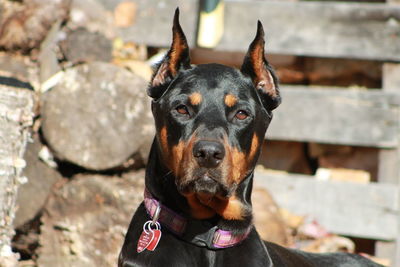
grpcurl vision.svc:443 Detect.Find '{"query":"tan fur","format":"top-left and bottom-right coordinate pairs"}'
top-left (230, 149), bottom-right (247, 184)
top-left (250, 45), bottom-right (264, 84)
top-left (160, 127), bottom-right (169, 157)
top-left (211, 196), bottom-right (244, 220)
top-left (169, 32), bottom-right (188, 76)
top-left (249, 133), bottom-right (259, 161)
top-left (185, 193), bottom-right (216, 219)
top-left (224, 94), bottom-right (237, 107)
top-left (189, 92), bottom-right (202, 106)
top-left (169, 133), bottom-right (198, 186)
top-left (250, 41), bottom-right (277, 97)
top-left (185, 193), bottom-right (244, 220)
top-left (171, 141), bottom-right (185, 177)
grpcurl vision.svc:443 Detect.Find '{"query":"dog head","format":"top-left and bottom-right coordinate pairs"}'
top-left (149, 9), bottom-right (280, 220)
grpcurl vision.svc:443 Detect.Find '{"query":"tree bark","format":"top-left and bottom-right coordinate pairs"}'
top-left (0, 85), bottom-right (34, 266)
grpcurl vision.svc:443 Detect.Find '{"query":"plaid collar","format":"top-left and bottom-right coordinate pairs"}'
top-left (144, 189), bottom-right (252, 249)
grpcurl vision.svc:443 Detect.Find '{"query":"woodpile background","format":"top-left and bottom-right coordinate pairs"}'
top-left (0, 0), bottom-right (398, 266)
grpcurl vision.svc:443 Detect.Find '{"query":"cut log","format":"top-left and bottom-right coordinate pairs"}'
top-left (14, 134), bottom-right (63, 228)
top-left (60, 28), bottom-right (113, 64)
top-left (258, 140), bottom-right (312, 175)
top-left (0, 52), bottom-right (36, 91)
top-left (0, 0), bottom-right (70, 51)
top-left (309, 143), bottom-right (379, 181)
top-left (41, 62), bottom-right (154, 170)
top-left (252, 187), bottom-right (290, 246)
top-left (38, 171), bottom-right (145, 267)
top-left (68, 0), bottom-right (116, 39)
top-left (0, 85), bottom-right (35, 266)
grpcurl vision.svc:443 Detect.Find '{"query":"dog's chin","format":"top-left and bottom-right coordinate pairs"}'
top-left (178, 173), bottom-right (231, 200)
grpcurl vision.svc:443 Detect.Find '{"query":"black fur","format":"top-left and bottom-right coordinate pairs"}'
top-left (119, 9), bottom-right (382, 267)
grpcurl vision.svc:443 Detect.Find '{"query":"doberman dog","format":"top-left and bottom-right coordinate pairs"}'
top-left (119, 9), bottom-right (382, 267)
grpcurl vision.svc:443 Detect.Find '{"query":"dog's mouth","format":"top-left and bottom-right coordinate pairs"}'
top-left (179, 170), bottom-right (232, 200)
top-left (177, 169), bottom-right (244, 220)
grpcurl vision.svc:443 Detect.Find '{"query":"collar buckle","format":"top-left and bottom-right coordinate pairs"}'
top-left (184, 222), bottom-right (219, 249)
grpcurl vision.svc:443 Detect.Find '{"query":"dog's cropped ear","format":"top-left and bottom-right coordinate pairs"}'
top-left (148, 8), bottom-right (191, 99)
top-left (240, 21), bottom-right (281, 111)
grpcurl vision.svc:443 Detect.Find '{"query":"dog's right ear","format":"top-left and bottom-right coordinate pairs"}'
top-left (148, 8), bottom-right (191, 99)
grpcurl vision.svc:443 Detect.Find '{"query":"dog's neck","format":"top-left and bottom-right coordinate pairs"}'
top-left (144, 139), bottom-right (254, 236)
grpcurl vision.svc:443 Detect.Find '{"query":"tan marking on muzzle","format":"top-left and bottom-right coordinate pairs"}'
top-left (230, 148), bottom-right (247, 184)
top-left (249, 133), bottom-right (259, 161)
top-left (170, 141), bottom-right (185, 177)
top-left (224, 133), bottom-right (261, 185)
top-left (171, 133), bottom-right (198, 185)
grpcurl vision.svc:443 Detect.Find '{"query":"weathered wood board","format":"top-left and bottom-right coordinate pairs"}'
top-left (254, 171), bottom-right (399, 240)
top-left (267, 86), bottom-right (400, 148)
top-left (218, 1), bottom-right (400, 61)
top-left (117, 0), bottom-right (198, 47)
top-left (377, 62), bottom-right (400, 266)
top-left (119, 1), bottom-right (400, 61)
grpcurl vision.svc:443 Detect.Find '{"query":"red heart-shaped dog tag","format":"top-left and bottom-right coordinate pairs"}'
top-left (137, 230), bottom-right (154, 253)
top-left (147, 229), bottom-right (162, 251)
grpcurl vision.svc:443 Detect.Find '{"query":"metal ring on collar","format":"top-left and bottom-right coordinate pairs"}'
top-left (152, 204), bottom-right (161, 226)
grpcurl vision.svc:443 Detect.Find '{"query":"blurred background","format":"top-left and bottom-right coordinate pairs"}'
top-left (0, 0), bottom-right (399, 266)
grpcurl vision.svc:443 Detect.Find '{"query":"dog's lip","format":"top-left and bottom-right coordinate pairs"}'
top-left (199, 173), bottom-right (217, 182)
top-left (197, 170), bottom-right (226, 182)
top-left (178, 173), bottom-right (233, 198)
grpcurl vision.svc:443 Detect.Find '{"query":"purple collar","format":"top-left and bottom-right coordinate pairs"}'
top-left (144, 189), bottom-right (251, 249)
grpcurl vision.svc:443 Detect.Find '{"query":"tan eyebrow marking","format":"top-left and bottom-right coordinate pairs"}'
top-left (224, 94), bottom-right (237, 107)
top-left (189, 92), bottom-right (202, 105)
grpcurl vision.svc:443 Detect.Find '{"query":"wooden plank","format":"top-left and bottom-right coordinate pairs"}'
top-left (378, 149), bottom-right (400, 184)
top-left (254, 171), bottom-right (399, 240)
top-left (267, 86), bottom-right (400, 148)
top-left (116, 1), bottom-right (400, 60)
top-left (378, 63), bottom-right (400, 184)
top-left (117, 0), bottom-right (199, 47)
top-left (383, 63), bottom-right (400, 92)
top-left (116, 1), bottom-right (400, 61)
top-left (218, 1), bottom-right (400, 61)
top-left (376, 242), bottom-right (396, 267)
top-left (377, 62), bottom-right (400, 266)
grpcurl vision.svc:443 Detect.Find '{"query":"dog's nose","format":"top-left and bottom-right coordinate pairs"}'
top-left (193, 141), bottom-right (225, 168)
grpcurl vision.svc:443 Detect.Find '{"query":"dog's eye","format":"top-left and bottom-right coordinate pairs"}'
top-left (235, 110), bottom-right (249, 120)
top-left (176, 105), bottom-right (189, 115)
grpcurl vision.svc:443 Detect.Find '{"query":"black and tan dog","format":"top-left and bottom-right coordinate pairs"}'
top-left (119, 9), bottom-right (382, 267)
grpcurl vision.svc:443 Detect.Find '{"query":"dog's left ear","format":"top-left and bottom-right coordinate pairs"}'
top-left (241, 21), bottom-right (281, 111)
top-left (148, 8), bottom-right (191, 99)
